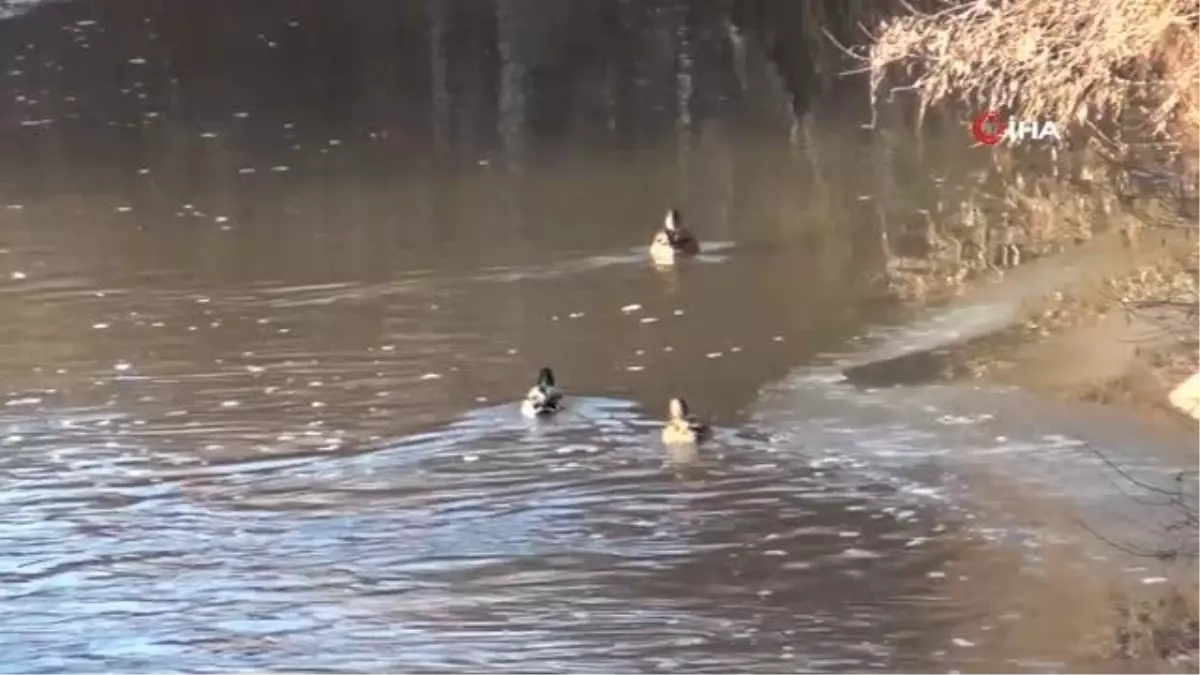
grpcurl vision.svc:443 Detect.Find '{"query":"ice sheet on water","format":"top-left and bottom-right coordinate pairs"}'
top-left (752, 355), bottom-right (1196, 562)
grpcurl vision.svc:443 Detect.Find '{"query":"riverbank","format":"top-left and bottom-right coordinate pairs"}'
top-left (901, 221), bottom-right (1199, 672)
top-left (860, 0), bottom-right (1198, 426)
top-left (862, 158), bottom-right (1198, 431)
top-left (856, 155), bottom-right (1199, 670)
top-left (944, 228), bottom-right (1198, 431)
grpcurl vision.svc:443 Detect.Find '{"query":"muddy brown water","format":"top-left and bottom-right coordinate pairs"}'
top-left (0, 1), bottom-right (1196, 673)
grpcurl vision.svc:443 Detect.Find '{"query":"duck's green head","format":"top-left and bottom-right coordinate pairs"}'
top-left (668, 396), bottom-right (690, 420)
top-left (537, 367), bottom-right (556, 389)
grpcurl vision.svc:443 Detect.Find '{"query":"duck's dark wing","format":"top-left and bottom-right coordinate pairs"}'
top-left (670, 230), bottom-right (700, 254)
top-left (545, 390), bottom-right (563, 409)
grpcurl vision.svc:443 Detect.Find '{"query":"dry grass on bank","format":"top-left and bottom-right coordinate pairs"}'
top-left (864, 0), bottom-right (1200, 157)
top-left (1110, 583), bottom-right (1200, 672)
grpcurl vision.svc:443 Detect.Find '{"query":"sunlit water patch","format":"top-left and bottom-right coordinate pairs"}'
top-left (1, 395), bottom-right (985, 673)
top-left (0, 0), bottom-right (61, 21)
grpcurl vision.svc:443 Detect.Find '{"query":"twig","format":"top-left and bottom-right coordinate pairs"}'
top-left (1076, 517), bottom-right (1193, 561)
top-left (820, 26), bottom-right (867, 62)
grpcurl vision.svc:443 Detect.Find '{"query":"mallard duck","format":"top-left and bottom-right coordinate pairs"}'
top-left (660, 396), bottom-right (711, 444)
top-left (521, 366), bottom-right (563, 418)
top-left (649, 208), bottom-right (701, 263)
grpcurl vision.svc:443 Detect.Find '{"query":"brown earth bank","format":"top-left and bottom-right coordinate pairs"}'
top-left (853, 0), bottom-right (1199, 416)
top-left (829, 125), bottom-right (1198, 662)
top-left (882, 215), bottom-right (1199, 672)
top-left (849, 116), bottom-right (1198, 671)
top-left (959, 226), bottom-right (1197, 673)
top-left (858, 0), bottom-right (1198, 427)
top-left (862, 156), bottom-right (1198, 431)
top-left (944, 229), bottom-right (1198, 430)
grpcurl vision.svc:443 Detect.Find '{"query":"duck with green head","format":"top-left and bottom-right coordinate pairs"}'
top-left (649, 208), bottom-right (701, 264)
top-left (521, 366), bottom-right (563, 418)
top-left (661, 396), bottom-right (711, 444)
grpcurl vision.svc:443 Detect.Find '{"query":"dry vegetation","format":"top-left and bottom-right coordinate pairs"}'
top-left (863, 0), bottom-right (1200, 166)
top-left (846, 5), bottom-right (1199, 667)
top-left (1092, 442), bottom-right (1198, 671)
top-left (1110, 583), bottom-right (1200, 672)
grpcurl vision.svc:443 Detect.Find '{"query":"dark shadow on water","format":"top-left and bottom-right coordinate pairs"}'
top-left (841, 349), bottom-right (954, 389)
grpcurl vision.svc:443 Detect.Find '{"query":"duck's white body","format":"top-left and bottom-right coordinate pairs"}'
top-left (649, 231), bottom-right (680, 265)
top-left (521, 367), bottom-right (563, 418)
top-left (660, 397), bottom-right (710, 444)
top-left (649, 208), bottom-right (700, 265)
top-left (521, 387), bottom-right (561, 418)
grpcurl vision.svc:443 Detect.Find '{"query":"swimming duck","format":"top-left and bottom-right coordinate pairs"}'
top-left (660, 397), bottom-right (711, 444)
top-left (521, 366), bottom-right (563, 418)
top-left (649, 208), bottom-right (701, 263)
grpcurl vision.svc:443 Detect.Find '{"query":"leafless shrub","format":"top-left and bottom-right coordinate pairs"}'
top-left (1111, 585), bottom-right (1200, 671)
top-left (861, 0), bottom-right (1200, 160)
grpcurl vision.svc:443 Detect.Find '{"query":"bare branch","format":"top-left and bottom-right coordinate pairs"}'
top-left (820, 26), bottom-right (868, 63)
top-left (865, 0), bottom-right (1200, 164)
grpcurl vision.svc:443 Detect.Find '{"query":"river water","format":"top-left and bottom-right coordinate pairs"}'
top-left (0, 1), bottom-right (1196, 673)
